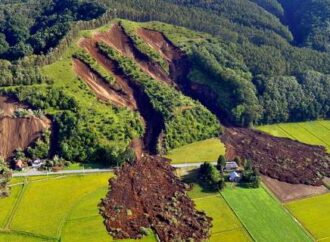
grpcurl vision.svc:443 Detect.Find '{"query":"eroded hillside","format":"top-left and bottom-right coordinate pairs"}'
top-left (0, 96), bottom-right (50, 159)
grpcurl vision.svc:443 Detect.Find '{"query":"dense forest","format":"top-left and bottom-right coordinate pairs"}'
top-left (0, 0), bottom-right (329, 164)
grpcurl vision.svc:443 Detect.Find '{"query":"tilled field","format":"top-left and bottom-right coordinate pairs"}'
top-left (100, 155), bottom-right (211, 242)
top-left (221, 128), bottom-right (330, 185)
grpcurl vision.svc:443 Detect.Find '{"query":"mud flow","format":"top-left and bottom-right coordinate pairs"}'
top-left (100, 155), bottom-right (211, 242)
top-left (221, 128), bottom-right (330, 186)
top-left (0, 96), bottom-right (50, 159)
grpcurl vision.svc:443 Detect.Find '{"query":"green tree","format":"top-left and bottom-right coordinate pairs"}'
top-left (217, 155), bottom-right (227, 173)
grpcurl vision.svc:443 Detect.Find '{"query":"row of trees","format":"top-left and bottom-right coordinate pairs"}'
top-left (0, 157), bottom-right (11, 198)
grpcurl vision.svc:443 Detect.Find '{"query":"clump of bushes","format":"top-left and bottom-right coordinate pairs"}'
top-left (199, 162), bottom-right (225, 191)
top-left (0, 157), bottom-right (12, 198)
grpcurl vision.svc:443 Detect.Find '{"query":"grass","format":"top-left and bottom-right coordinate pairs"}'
top-left (188, 184), bottom-right (252, 241)
top-left (0, 185), bottom-right (23, 228)
top-left (221, 185), bottom-right (313, 242)
top-left (257, 120), bottom-right (330, 152)
top-left (0, 173), bottom-right (159, 242)
top-left (286, 193), bottom-right (330, 241)
top-left (166, 138), bottom-right (225, 164)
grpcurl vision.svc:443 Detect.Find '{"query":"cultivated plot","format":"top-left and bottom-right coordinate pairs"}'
top-left (166, 138), bottom-right (225, 164)
top-left (221, 186), bottom-right (313, 242)
top-left (286, 193), bottom-right (330, 241)
top-left (258, 120), bottom-right (330, 151)
top-left (189, 185), bottom-right (252, 242)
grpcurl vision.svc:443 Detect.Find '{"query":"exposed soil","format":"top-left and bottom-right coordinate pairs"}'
top-left (221, 128), bottom-right (330, 186)
top-left (262, 175), bottom-right (328, 202)
top-left (0, 96), bottom-right (50, 159)
top-left (79, 33), bottom-right (164, 155)
top-left (98, 24), bottom-right (176, 87)
top-left (136, 28), bottom-right (230, 124)
top-left (100, 155), bottom-right (211, 242)
top-left (79, 37), bottom-right (137, 110)
top-left (73, 59), bottom-right (135, 109)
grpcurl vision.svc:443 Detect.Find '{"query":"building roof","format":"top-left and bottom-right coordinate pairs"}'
top-left (225, 161), bottom-right (238, 170)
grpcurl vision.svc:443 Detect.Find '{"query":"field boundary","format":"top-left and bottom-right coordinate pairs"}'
top-left (3, 178), bottom-right (29, 230)
top-left (262, 184), bottom-right (315, 241)
top-left (56, 186), bottom-right (108, 239)
top-left (297, 123), bottom-right (330, 147)
top-left (0, 229), bottom-right (57, 241)
top-left (219, 190), bottom-right (255, 242)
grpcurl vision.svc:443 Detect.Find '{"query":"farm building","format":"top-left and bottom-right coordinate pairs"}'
top-left (229, 171), bottom-right (241, 182)
top-left (225, 161), bottom-right (239, 171)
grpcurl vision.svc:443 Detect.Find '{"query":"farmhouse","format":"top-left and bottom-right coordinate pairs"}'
top-left (225, 161), bottom-right (239, 171)
top-left (229, 171), bottom-right (241, 182)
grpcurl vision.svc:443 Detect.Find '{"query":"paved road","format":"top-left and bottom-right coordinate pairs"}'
top-left (12, 162), bottom-right (216, 177)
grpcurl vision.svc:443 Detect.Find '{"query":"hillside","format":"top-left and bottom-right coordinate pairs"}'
top-left (0, 1), bottom-right (329, 241)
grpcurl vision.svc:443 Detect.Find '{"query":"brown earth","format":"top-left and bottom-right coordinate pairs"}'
top-left (73, 59), bottom-right (135, 108)
top-left (0, 96), bottom-right (50, 159)
top-left (79, 37), bottom-right (137, 110)
top-left (98, 24), bottom-right (176, 87)
top-left (262, 175), bottom-right (328, 202)
top-left (100, 155), bottom-right (211, 242)
top-left (221, 128), bottom-right (330, 186)
top-left (79, 30), bottom-right (166, 155)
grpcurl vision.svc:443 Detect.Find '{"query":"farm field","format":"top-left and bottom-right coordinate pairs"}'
top-left (221, 185), bottom-right (313, 242)
top-left (286, 193), bottom-right (330, 242)
top-left (258, 120), bottom-right (330, 152)
top-left (0, 173), bottom-right (115, 242)
top-left (188, 185), bottom-right (252, 242)
top-left (166, 138), bottom-right (225, 164)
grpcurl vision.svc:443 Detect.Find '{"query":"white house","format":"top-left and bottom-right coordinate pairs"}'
top-left (229, 171), bottom-right (241, 182)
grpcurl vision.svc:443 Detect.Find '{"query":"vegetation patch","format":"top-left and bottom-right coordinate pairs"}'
top-left (221, 185), bottom-right (313, 242)
top-left (166, 138), bottom-right (225, 164)
top-left (192, 192), bottom-right (252, 242)
top-left (286, 193), bottom-right (330, 241)
top-left (258, 120), bottom-right (330, 152)
top-left (97, 41), bottom-right (221, 151)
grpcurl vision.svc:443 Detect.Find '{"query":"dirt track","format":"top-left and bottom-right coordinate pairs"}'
top-left (0, 96), bottom-right (50, 159)
top-left (221, 128), bottom-right (330, 185)
top-left (100, 155), bottom-right (211, 241)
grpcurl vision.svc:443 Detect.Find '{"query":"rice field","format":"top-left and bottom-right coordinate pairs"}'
top-left (221, 185), bottom-right (313, 242)
top-left (258, 120), bottom-right (330, 152)
top-left (166, 138), bottom-right (225, 164)
top-left (286, 193), bottom-right (330, 241)
top-left (188, 185), bottom-right (252, 242)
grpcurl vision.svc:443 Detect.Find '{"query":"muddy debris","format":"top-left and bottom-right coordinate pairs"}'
top-left (100, 155), bottom-right (212, 242)
top-left (221, 128), bottom-right (330, 186)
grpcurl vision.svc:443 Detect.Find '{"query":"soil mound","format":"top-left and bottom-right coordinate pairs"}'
top-left (221, 128), bottom-right (330, 185)
top-left (100, 155), bottom-right (211, 241)
top-left (0, 97), bottom-right (50, 159)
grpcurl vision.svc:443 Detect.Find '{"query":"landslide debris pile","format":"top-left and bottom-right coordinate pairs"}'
top-left (100, 155), bottom-right (212, 241)
top-left (0, 96), bottom-right (50, 159)
top-left (221, 128), bottom-right (330, 185)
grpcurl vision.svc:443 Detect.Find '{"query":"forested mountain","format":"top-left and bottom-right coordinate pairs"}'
top-left (0, 0), bottom-right (330, 138)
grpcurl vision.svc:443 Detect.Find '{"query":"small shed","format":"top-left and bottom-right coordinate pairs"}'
top-left (229, 171), bottom-right (241, 182)
top-left (225, 161), bottom-right (239, 171)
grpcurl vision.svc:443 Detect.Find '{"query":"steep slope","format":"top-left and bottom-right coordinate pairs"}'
top-left (0, 96), bottom-right (50, 159)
